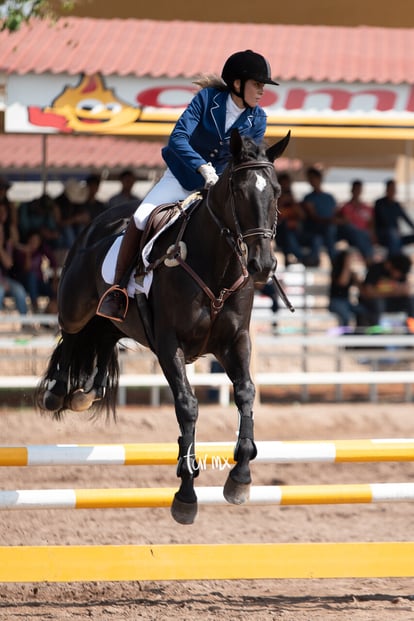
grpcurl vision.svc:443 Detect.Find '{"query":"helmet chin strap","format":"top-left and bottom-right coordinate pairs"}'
top-left (233, 79), bottom-right (249, 109)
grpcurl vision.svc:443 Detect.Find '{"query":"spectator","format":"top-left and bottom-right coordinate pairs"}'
top-left (338, 180), bottom-right (374, 238)
top-left (275, 172), bottom-right (306, 266)
top-left (53, 179), bottom-right (89, 262)
top-left (107, 169), bottom-right (141, 208)
top-left (374, 179), bottom-right (414, 255)
top-left (301, 167), bottom-right (338, 266)
top-left (0, 201), bottom-right (28, 316)
top-left (358, 253), bottom-right (414, 327)
top-left (0, 177), bottom-right (18, 242)
top-left (18, 194), bottom-right (60, 248)
top-left (335, 179), bottom-right (374, 263)
top-left (0, 176), bottom-right (19, 245)
top-left (13, 229), bottom-right (58, 314)
top-left (328, 249), bottom-right (364, 328)
top-left (77, 173), bottom-right (108, 224)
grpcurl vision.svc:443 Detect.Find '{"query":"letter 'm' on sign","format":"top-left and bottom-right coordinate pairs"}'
top-left (285, 87), bottom-right (397, 112)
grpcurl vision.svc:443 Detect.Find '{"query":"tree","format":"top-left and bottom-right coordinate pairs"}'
top-left (0, 1), bottom-right (75, 32)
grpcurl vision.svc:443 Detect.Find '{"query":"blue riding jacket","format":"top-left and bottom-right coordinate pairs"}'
top-left (161, 87), bottom-right (268, 191)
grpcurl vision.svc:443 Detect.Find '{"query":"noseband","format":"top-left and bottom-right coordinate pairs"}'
top-left (207, 160), bottom-right (278, 247)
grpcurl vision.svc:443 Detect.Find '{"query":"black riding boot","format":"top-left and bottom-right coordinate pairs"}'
top-left (97, 220), bottom-right (143, 321)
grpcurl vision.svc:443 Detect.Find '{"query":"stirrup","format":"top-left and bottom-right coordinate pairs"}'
top-left (96, 285), bottom-right (129, 322)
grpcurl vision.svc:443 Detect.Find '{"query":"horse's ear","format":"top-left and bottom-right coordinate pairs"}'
top-left (266, 130), bottom-right (291, 162)
top-left (230, 128), bottom-right (243, 157)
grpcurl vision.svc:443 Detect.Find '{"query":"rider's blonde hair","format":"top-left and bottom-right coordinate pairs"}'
top-left (192, 73), bottom-right (228, 91)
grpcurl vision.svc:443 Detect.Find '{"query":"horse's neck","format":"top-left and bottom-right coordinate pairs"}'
top-left (192, 198), bottom-right (242, 283)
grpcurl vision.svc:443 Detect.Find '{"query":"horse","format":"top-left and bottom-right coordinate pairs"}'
top-left (37, 128), bottom-right (290, 524)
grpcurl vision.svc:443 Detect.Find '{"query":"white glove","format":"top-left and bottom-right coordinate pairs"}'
top-left (198, 163), bottom-right (219, 189)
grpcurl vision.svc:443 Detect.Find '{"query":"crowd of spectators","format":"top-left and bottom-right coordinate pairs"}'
top-left (1, 165), bottom-right (414, 333)
top-left (274, 169), bottom-right (414, 331)
top-left (0, 169), bottom-right (141, 324)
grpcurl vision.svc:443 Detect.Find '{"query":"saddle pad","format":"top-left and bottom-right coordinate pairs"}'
top-left (101, 236), bottom-right (153, 297)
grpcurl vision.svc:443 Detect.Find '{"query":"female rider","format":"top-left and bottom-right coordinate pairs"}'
top-left (97, 49), bottom-right (279, 321)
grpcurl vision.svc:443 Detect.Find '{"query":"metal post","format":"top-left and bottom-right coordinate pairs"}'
top-left (41, 135), bottom-right (48, 194)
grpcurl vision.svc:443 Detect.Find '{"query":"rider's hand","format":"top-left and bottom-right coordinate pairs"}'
top-left (198, 163), bottom-right (219, 189)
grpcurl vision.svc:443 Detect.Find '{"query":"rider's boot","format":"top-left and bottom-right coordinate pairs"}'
top-left (97, 220), bottom-right (143, 322)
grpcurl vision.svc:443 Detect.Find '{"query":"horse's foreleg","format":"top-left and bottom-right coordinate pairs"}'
top-left (220, 336), bottom-right (257, 505)
top-left (223, 393), bottom-right (257, 504)
top-left (157, 347), bottom-right (199, 525)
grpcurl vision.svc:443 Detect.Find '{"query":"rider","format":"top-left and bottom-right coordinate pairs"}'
top-left (97, 49), bottom-right (279, 321)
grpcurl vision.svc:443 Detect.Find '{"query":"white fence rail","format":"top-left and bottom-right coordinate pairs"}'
top-left (0, 332), bottom-right (412, 405)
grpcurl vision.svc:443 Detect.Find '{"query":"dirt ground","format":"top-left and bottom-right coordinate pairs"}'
top-left (1, 399), bottom-right (414, 620)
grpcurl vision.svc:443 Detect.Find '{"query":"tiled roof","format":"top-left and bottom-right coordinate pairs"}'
top-left (0, 133), bottom-right (298, 173)
top-left (0, 17), bottom-right (413, 84)
top-left (0, 134), bottom-right (165, 170)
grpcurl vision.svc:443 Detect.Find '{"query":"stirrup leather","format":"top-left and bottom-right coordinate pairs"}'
top-left (96, 284), bottom-right (129, 322)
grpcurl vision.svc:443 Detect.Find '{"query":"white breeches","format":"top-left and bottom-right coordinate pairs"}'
top-left (133, 168), bottom-right (193, 230)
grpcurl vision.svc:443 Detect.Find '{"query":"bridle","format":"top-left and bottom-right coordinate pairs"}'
top-left (206, 159), bottom-right (278, 250)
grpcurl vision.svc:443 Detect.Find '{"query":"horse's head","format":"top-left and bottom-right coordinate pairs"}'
top-left (210, 129), bottom-right (290, 284)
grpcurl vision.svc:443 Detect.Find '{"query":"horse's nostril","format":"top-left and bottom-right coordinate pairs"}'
top-left (247, 258), bottom-right (261, 274)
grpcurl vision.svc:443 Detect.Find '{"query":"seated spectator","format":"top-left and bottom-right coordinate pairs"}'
top-left (374, 179), bottom-right (414, 255)
top-left (301, 167), bottom-right (337, 266)
top-left (0, 201), bottom-right (28, 316)
top-left (275, 172), bottom-right (306, 266)
top-left (12, 229), bottom-right (58, 314)
top-left (18, 194), bottom-right (60, 248)
top-left (357, 253), bottom-right (414, 327)
top-left (107, 169), bottom-right (141, 208)
top-left (328, 249), bottom-right (364, 328)
top-left (335, 179), bottom-right (375, 263)
top-left (338, 180), bottom-right (374, 238)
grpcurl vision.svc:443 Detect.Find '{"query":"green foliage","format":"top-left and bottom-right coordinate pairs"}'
top-left (0, 1), bottom-right (75, 32)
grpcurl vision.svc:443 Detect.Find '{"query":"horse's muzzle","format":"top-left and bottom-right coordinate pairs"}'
top-left (246, 243), bottom-right (276, 283)
top-left (247, 257), bottom-right (274, 284)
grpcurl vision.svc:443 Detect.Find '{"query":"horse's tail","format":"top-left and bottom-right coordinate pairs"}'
top-left (36, 316), bottom-right (121, 421)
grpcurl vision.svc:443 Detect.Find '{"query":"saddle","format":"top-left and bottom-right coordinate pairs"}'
top-left (135, 193), bottom-right (203, 276)
top-left (142, 201), bottom-right (184, 248)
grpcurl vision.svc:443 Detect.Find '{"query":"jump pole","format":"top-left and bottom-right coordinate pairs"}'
top-left (1, 542), bottom-right (414, 582)
top-left (2, 483), bottom-right (414, 509)
top-left (2, 438), bottom-right (414, 466)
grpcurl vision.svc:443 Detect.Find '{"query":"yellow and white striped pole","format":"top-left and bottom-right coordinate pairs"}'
top-left (1, 483), bottom-right (414, 510)
top-left (1, 438), bottom-right (414, 466)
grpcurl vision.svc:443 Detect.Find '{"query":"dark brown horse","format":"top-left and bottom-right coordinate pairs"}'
top-left (37, 129), bottom-right (290, 524)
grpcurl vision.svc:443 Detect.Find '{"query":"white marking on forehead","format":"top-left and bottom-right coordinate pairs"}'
top-left (255, 172), bottom-right (267, 192)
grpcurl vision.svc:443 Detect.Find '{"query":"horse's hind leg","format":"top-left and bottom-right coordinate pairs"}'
top-left (37, 333), bottom-right (73, 416)
top-left (69, 322), bottom-right (120, 417)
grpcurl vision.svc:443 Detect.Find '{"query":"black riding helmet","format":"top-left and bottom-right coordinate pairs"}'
top-left (221, 49), bottom-right (278, 107)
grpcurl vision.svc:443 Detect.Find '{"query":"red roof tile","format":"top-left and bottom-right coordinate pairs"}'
top-left (0, 134), bottom-right (165, 170)
top-left (0, 134), bottom-right (298, 173)
top-left (0, 17), bottom-right (413, 84)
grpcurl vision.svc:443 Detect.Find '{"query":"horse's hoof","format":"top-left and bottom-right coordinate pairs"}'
top-left (170, 495), bottom-right (198, 525)
top-left (42, 390), bottom-right (64, 412)
top-left (69, 389), bottom-right (96, 412)
top-left (223, 475), bottom-right (250, 505)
